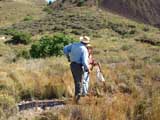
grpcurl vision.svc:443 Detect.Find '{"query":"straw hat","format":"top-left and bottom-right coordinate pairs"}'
top-left (80, 36), bottom-right (90, 44)
top-left (86, 43), bottom-right (92, 48)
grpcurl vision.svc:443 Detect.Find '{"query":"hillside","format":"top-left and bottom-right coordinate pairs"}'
top-left (100, 0), bottom-right (160, 27)
top-left (50, 0), bottom-right (160, 27)
top-left (0, 1), bottom-right (160, 120)
top-left (0, 0), bottom-right (45, 27)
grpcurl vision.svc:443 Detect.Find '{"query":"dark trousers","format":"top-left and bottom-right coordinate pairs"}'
top-left (70, 62), bottom-right (83, 96)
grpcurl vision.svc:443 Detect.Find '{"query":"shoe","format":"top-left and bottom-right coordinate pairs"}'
top-left (75, 95), bottom-right (81, 104)
top-left (81, 93), bottom-right (91, 97)
top-left (81, 93), bottom-right (86, 97)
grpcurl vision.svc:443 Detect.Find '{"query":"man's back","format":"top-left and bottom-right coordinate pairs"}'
top-left (63, 42), bottom-right (89, 70)
top-left (70, 42), bottom-right (84, 63)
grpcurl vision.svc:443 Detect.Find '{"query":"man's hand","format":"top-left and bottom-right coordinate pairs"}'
top-left (84, 68), bottom-right (90, 74)
top-left (67, 55), bottom-right (70, 62)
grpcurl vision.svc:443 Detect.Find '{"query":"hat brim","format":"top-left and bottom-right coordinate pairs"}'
top-left (80, 36), bottom-right (90, 44)
top-left (81, 41), bottom-right (90, 44)
top-left (86, 44), bottom-right (92, 48)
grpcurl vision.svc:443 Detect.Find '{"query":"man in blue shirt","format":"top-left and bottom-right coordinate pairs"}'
top-left (63, 36), bottom-right (90, 103)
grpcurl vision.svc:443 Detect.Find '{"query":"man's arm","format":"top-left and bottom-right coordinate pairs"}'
top-left (81, 47), bottom-right (89, 72)
top-left (63, 44), bottom-right (72, 55)
top-left (63, 44), bottom-right (72, 61)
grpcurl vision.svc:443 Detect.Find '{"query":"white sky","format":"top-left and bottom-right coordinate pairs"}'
top-left (45, 0), bottom-right (56, 3)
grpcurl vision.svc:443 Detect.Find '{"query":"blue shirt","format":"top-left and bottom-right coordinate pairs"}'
top-left (63, 42), bottom-right (89, 70)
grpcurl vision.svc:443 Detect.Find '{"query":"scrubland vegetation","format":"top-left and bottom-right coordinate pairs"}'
top-left (0, 1), bottom-right (160, 120)
top-left (0, 0), bottom-right (45, 27)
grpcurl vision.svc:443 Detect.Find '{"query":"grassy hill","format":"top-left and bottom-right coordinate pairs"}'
top-left (0, 1), bottom-right (160, 120)
top-left (50, 0), bottom-right (160, 27)
top-left (0, 0), bottom-right (45, 27)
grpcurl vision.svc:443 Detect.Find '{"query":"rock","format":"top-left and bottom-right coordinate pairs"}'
top-left (0, 36), bottom-right (5, 40)
top-left (36, 107), bottom-right (43, 113)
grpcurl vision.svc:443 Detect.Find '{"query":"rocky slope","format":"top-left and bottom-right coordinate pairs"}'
top-left (100, 0), bottom-right (160, 27)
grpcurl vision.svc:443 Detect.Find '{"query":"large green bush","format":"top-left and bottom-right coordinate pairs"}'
top-left (30, 34), bottom-right (76, 58)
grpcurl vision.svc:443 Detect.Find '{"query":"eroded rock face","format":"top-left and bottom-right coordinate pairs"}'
top-left (50, 0), bottom-right (160, 27)
top-left (100, 0), bottom-right (160, 27)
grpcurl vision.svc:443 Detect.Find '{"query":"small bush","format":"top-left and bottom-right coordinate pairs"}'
top-left (5, 30), bottom-right (32, 45)
top-left (23, 15), bottom-right (33, 21)
top-left (43, 6), bottom-right (53, 14)
top-left (3, 29), bottom-right (19, 36)
top-left (11, 32), bottom-right (32, 45)
top-left (135, 35), bottom-right (160, 46)
top-left (108, 22), bottom-right (136, 37)
top-left (142, 27), bottom-right (150, 32)
top-left (17, 49), bottom-right (31, 59)
top-left (153, 55), bottom-right (160, 63)
top-left (121, 44), bottom-right (132, 51)
top-left (30, 34), bottom-right (76, 58)
top-left (0, 84), bottom-right (8, 91)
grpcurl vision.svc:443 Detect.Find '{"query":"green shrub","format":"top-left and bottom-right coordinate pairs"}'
top-left (23, 15), bottom-right (33, 21)
top-left (3, 29), bottom-right (19, 36)
top-left (142, 27), bottom-right (150, 32)
top-left (43, 6), bottom-right (53, 14)
top-left (11, 32), bottom-right (32, 45)
top-left (4, 30), bottom-right (32, 45)
top-left (153, 55), bottom-right (160, 63)
top-left (121, 44), bottom-right (132, 51)
top-left (135, 35), bottom-right (160, 46)
top-left (0, 84), bottom-right (8, 91)
top-left (17, 49), bottom-right (31, 59)
top-left (108, 22), bottom-right (136, 37)
top-left (30, 34), bottom-right (76, 58)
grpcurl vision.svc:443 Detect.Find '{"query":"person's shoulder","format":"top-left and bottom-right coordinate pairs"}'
top-left (71, 42), bottom-right (81, 46)
top-left (81, 45), bottom-right (87, 52)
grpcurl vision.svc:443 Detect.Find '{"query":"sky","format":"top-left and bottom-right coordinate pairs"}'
top-left (45, 0), bottom-right (56, 3)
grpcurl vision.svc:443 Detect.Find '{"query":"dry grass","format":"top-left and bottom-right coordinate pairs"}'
top-left (0, 5), bottom-right (159, 120)
top-left (0, 0), bottom-right (45, 27)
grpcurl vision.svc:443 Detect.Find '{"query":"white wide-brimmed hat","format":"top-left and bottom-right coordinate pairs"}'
top-left (86, 43), bottom-right (93, 48)
top-left (80, 36), bottom-right (90, 44)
